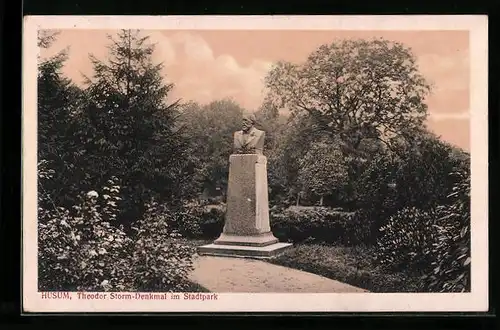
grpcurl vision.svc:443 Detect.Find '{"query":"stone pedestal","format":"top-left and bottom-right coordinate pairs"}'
top-left (197, 154), bottom-right (292, 259)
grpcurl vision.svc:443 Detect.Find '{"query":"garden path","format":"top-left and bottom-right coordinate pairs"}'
top-left (188, 255), bottom-right (368, 293)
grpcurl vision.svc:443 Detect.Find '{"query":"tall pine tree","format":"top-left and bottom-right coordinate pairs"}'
top-left (78, 29), bottom-right (199, 225)
top-left (38, 30), bottom-right (84, 207)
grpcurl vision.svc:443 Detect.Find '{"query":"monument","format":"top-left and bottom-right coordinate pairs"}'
top-left (197, 114), bottom-right (292, 258)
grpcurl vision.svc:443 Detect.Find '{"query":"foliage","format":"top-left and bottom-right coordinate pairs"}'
top-left (265, 114), bottom-right (326, 205)
top-left (74, 29), bottom-right (199, 226)
top-left (393, 130), bottom-right (469, 209)
top-left (165, 201), bottom-right (226, 240)
top-left (268, 244), bottom-right (421, 293)
top-left (376, 169), bottom-right (471, 292)
top-left (36, 30), bottom-right (472, 294)
top-left (178, 99), bottom-right (245, 196)
top-left (196, 204), bottom-right (226, 239)
top-left (130, 199), bottom-right (196, 292)
top-left (423, 169), bottom-right (471, 292)
top-left (38, 30), bottom-right (61, 49)
top-left (254, 98), bottom-right (292, 203)
top-left (254, 95), bottom-right (284, 152)
top-left (264, 38), bottom-right (431, 154)
top-left (353, 150), bottom-right (400, 224)
top-left (38, 161), bottom-right (198, 292)
top-left (297, 139), bottom-right (349, 203)
top-left (38, 170), bottom-right (134, 292)
top-left (159, 202), bottom-right (375, 246)
top-left (354, 131), bottom-right (470, 235)
top-left (263, 112), bottom-right (380, 208)
top-left (270, 207), bottom-right (372, 246)
top-left (38, 43), bottom-right (84, 207)
top-left (376, 207), bottom-right (440, 274)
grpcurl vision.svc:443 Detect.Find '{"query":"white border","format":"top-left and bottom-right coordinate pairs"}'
top-left (22, 15), bottom-right (489, 313)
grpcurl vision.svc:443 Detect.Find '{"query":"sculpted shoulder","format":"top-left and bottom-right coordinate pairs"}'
top-left (233, 114), bottom-right (266, 154)
top-left (253, 128), bottom-right (265, 136)
top-left (234, 128), bottom-right (264, 138)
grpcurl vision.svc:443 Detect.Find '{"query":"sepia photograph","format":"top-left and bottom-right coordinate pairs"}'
top-left (22, 15), bottom-right (488, 313)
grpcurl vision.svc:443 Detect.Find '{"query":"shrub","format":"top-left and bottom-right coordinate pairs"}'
top-left (165, 201), bottom-right (225, 240)
top-left (168, 201), bottom-right (205, 238)
top-left (160, 202), bottom-right (373, 245)
top-left (422, 170), bottom-right (471, 292)
top-left (353, 151), bottom-right (397, 210)
top-left (38, 162), bottom-right (198, 292)
top-left (130, 199), bottom-right (196, 292)
top-left (38, 175), bottom-right (134, 292)
top-left (376, 170), bottom-right (471, 292)
top-left (354, 135), bottom-right (470, 234)
top-left (199, 205), bottom-right (226, 238)
top-left (352, 152), bottom-right (402, 238)
top-left (270, 207), bottom-right (372, 246)
top-left (376, 207), bottom-right (439, 274)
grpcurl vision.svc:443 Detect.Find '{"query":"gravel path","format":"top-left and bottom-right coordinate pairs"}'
top-left (188, 255), bottom-right (368, 293)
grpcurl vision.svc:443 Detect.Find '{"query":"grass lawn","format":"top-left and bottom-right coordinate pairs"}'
top-left (267, 244), bottom-right (422, 292)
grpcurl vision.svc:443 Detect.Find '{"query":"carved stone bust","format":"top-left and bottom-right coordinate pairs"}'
top-left (233, 113), bottom-right (265, 155)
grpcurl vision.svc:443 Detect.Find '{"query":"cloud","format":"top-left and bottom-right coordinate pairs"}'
top-left (216, 55), bottom-right (240, 74)
top-left (38, 30), bottom-right (274, 110)
top-left (161, 32), bottom-right (273, 109)
top-left (147, 31), bottom-right (176, 66)
top-left (171, 32), bottom-right (214, 61)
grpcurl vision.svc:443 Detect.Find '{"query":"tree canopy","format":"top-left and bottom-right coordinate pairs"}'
top-left (264, 38), bottom-right (432, 154)
top-left (178, 98), bottom-right (245, 197)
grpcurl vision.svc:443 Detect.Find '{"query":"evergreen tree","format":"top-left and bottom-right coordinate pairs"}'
top-left (78, 29), bottom-right (199, 225)
top-left (37, 31), bottom-right (83, 207)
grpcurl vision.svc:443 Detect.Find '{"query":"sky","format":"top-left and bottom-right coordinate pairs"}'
top-left (39, 29), bottom-right (470, 151)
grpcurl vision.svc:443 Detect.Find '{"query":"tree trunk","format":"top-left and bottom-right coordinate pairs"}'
top-left (296, 193), bottom-right (300, 207)
top-left (319, 195), bottom-right (324, 206)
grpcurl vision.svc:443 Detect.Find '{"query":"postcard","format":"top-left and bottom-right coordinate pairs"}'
top-left (22, 15), bottom-right (488, 313)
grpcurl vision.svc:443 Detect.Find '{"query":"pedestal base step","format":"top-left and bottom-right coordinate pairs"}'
top-left (214, 232), bottom-right (278, 247)
top-left (197, 242), bottom-right (292, 259)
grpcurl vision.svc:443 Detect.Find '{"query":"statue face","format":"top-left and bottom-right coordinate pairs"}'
top-left (242, 118), bottom-right (253, 132)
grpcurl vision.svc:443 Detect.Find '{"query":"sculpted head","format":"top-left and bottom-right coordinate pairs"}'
top-left (241, 113), bottom-right (256, 133)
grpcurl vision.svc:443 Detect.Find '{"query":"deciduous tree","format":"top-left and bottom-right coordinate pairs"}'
top-left (178, 98), bottom-right (245, 199)
top-left (297, 139), bottom-right (349, 206)
top-left (264, 38), bottom-right (431, 154)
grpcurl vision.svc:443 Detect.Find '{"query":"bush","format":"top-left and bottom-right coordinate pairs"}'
top-left (199, 205), bottom-right (226, 238)
top-left (270, 207), bottom-right (372, 246)
top-left (159, 202), bottom-right (373, 246)
top-left (167, 201), bottom-right (205, 238)
top-left (376, 207), bottom-right (439, 274)
top-left (376, 169), bottom-right (471, 292)
top-left (38, 163), bottom-right (198, 292)
top-left (38, 176), bottom-right (135, 292)
top-left (130, 200), bottom-right (196, 292)
top-left (354, 151), bottom-right (399, 211)
top-left (422, 170), bottom-right (471, 292)
top-left (166, 201), bottom-right (225, 240)
top-left (354, 135), bottom-right (470, 234)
